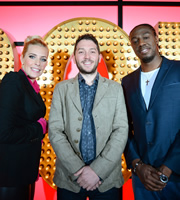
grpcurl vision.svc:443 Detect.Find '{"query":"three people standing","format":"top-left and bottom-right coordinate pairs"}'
top-left (1, 24), bottom-right (179, 200)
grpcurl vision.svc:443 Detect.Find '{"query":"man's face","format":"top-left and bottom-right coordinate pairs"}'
top-left (130, 26), bottom-right (159, 63)
top-left (74, 39), bottom-right (100, 75)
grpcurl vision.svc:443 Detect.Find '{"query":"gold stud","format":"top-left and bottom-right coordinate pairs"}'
top-left (92, 20), bottom-right (96, 25)
top-left (79, 20), bottom-right (83, 25)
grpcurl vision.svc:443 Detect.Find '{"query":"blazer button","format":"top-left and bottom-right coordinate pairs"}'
top-left (76, 128), bottom-right (81, 132)
top-left (78, 117), bottom-right (82, 121)
top-left (74, 140), bottom-right (79, 144)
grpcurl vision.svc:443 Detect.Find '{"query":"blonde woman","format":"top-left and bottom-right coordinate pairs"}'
top-left (0, 35), bottom-right (49, 200)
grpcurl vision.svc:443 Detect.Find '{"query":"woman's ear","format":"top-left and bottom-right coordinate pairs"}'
top-left (20, 55), bottom-right (24, 65)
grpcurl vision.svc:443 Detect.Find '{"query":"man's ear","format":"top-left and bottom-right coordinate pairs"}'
top-left (99, 53), bottom-right (102, 63)
top-left (155, 35), bottom-right (159, 45)
top-left (72, 53), bottom-right (75, 63)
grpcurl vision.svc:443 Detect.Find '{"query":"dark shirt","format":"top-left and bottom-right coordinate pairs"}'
top-left (78, 73), bottom-right (99, 165)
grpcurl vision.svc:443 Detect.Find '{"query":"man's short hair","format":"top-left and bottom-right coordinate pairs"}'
top-left (129, 24), bottom-right (157, 38)
top-left (74, 34), bottom-right (100, 54)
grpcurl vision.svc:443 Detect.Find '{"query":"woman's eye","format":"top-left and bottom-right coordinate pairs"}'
top-left (41, 58), bottom-right (47, 62)
top-left (29, 55), bottom-right (35, 59)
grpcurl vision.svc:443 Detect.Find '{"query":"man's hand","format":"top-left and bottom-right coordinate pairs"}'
top-left (158, 164), bottom-right (172, 179)
top-left (135, 163), bottom-right (166, 191)
top-left (74, 166), bottom-right (102, 191)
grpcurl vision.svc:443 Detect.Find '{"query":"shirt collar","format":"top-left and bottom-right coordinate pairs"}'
top-left (78, 73), bottom-right (99, 84)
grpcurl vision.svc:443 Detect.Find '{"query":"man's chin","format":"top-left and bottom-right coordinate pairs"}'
top-left (78, 66), bottom-right (97, 75)
top-left (80, 70), bottom-right (96, 75)
top-left (141, 55), bottom-right (154, 63)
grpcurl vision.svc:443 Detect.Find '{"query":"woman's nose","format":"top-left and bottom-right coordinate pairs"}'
top-left (35, 58), bottom-right (40, 65)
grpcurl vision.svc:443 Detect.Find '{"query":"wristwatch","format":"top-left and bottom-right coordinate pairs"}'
top-left (159, 174), bottom-right (168, 183)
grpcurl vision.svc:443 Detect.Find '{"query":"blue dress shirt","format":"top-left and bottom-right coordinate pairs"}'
top-left (78, 73), bottom-right (99, 165)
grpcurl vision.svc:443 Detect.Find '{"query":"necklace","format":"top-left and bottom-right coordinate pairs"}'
top-left (141, 59), bottom-right (162, 86)
top-left (145, 80), bottom-right (149, 85)
top-left (141, 70), bottom-right (157, 85)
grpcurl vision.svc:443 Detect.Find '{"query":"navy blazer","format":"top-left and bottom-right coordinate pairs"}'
top-left (122, 56), bottom-right (180, 182)
top-left (0, 69), bottom-right (46, 186)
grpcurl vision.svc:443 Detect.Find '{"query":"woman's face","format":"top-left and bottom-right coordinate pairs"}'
top-left (21, 44), bottom-right (48, 82)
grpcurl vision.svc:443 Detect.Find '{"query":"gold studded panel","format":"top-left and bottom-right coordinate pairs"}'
top-left (157, 22), bottom-right (180, 60)
top-left (4, 20), bottom-right (180, 191)
top-left (0, 29), bottom-right (19, 81)
top-left (1, 20), bottom-right (179, 190)
top-left (39, 17), bottom-right (139, 189)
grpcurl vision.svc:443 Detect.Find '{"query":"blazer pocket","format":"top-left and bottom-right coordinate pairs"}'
top-left (163, 82), bottom-right (180, 87)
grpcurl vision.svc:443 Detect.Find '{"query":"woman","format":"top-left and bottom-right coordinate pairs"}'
top-left (0, 35), bottom-right (49, 200)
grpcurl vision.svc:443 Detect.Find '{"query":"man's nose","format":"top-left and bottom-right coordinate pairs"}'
top-left (84, 52), bottom-right (90, 59)
top-left (139, 38), bottom-right (146, 46)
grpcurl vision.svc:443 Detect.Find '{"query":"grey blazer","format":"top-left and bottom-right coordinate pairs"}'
top-left (49, 74), bottom-right (128, 192)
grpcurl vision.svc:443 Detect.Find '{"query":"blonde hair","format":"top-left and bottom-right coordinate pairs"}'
top-left (22, 35), bottom-right (49, 58)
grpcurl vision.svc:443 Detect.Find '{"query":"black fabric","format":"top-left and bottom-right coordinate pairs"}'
top-left (0, 183), bottom-right (35, 200)
top-left (57, 187), bottom-right (120, 200)
top-left (0, 70), bottom-right (46, 186)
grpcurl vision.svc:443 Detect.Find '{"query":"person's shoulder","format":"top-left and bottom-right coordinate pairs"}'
top-left (163, 56), bottom-right (180, 65)
top-left (169, 58), bottom-right (180, 66)
top-left (100, 76), bottom-right (120, 86)
top-left (55, 77), bottom-right (74, 87)
top-left (100, 76), bottom-right (123, 93)
top-left (122, 68), bottom-right (140, 85)
top-left (57, 78), bottom-right (74, 86)
top-left (1, 71), bottom-right (20, 84)
top-left (0, 71), bottom-right (23, 93)
top-left (163, 57), bottom-right (180, 71)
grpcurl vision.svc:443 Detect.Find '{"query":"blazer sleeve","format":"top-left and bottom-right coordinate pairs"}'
top-left (124, 130), bottom-right (140, 168)
top-left (49, 84), bottom-right (85, 180)
top-left (121, 79), bottom-right (140, 169)
top-left (90, 85), bottom-right (128, 180)
top-left (0, 72), bottom-right (44, 144)
top-left (163, 131), bottom-right (180, 176)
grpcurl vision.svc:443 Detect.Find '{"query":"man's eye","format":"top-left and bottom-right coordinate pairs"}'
top-left (132, 40), bottom-right (138, 44)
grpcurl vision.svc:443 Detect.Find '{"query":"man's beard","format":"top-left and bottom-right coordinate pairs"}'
top-left (76, 59), bottom-right (98, 75)
top-left (141, 55), bottom-right (155, 63)
top-left (140, 47), bottom-right (157, 63)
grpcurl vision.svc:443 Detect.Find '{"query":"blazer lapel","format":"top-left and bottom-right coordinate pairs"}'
top-left (93, 75), bottom-right (109, 110)
top-left (149, 57), bottom-right (171, 109)
top-left (133, 68), bottom-right (147, 111)
top-left (69, 75), bottom-right (82, 115)
top-left (18, 70), bottom-right (44, 108)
